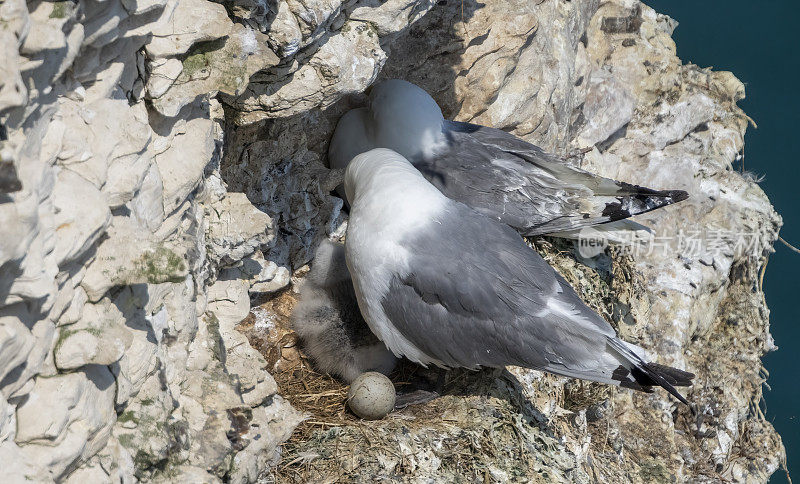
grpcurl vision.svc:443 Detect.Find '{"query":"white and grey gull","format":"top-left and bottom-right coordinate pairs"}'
top-left (329, 79), bottom-right (688, 237)
top-left (342, 148), bottom-right (694, 403)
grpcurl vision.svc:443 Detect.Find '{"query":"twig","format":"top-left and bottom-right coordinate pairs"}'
top-left (782, 451), bottom-right (794, 484)
top-left (779, 236), bottom-right (800, 255)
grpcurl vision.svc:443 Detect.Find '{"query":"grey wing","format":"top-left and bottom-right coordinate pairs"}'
top-left (426, 121), bottom-right (688, 236)
top-left (380, 202), bottom-right (619, 376)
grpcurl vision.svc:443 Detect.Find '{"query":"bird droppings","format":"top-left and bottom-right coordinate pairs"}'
top-left (347, 372), bottom-right (396, 420)
top-left (251, 306), bottom-right (277, 333)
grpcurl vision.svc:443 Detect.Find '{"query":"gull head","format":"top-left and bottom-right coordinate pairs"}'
top-left (344, 148), bottom-right (429, 204)
top-left (328, 107), bottom-right (373, 171)
top-left (368, 79), bottom-right (446, 161)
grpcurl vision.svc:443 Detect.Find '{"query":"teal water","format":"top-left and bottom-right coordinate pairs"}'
top-left (646, 1), bottom-right (799, 480)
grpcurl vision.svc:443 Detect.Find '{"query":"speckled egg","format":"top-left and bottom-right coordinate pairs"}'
top-left (347, 372), bottom-right (396, 420)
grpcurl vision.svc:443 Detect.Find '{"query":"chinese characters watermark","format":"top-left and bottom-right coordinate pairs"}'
top-left (577, 227), bottom-right (764, 259)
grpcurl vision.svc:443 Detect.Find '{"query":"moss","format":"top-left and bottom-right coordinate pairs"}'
top-left (131, 421), bottom-right (189, 480)
top-left (182, 52), bottom-right (210, 78)
top-left (118, 433), bottom-right (136, 448)
top-left (363, 21), bottom-right (379, 38)
top-left (215, 59), bottom-right (247, 94)
top-left (343, 20), bottom-right (378, 38)
top-left (117, 411), bottom-right (139, 425)
top-left (49, 1), bottom-right (69, 19)
top-left (134, 246), bottom-right (187, 284)
top-left (204, 313), bottom-right (226, 364)
top-left (54, 327), bottom-right (78, 353)
top-left (118, 410), bottom-right (187, 479)
top-left (181, 37), bottom-right (227, 78)
top-left (638, 458), bottom-right (673, 483)
top-left (133, 450), bottom-right (162, 475)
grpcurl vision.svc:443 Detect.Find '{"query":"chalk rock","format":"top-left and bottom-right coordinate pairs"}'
top-left (0, 0), bottom-right (29, 114)
top-left (54, 298), bottom-right (133, 370)
top-left (150, 24), bottom-right (280, 117)
top-left (81, 219), bottom-right (189, 301)
top-left (230, 20), bottom-right (387, 122)
top-left (206, 192), bottom-right (274, 267)
top-left (153, 102), bottom-right (216, 214)
top-left (264, 0), bottom-right (303, 58)
top-left (113, 368), bottom-right (180, 474)
top-left (0, 442), bottom-right (38, 484)
top-left (111, 287), bottom-right (164, 405)
top-left (129, 163), bottom-right (165, 232)
top-left (207, 273), bottom-right (278, 405)
top-left (145, 0), bottom-right (232, 59)
top-left (0, 392), bottom-right (16, 442)
top-left (0, 194), bottom-right (31, 269)
top-left (241, 252), bottom-right (292, 294)
top-left (0, 303), bottom-right (54, 400)
top-left (222, 124), bottom-right (347, 268)
top-left (576, 69), bottom-right (636, 148)
top-left (15, 366), bottom-right (116, 480)
top-left (350, 0), bottom-right (435, 37)
top-left (55, 98), bottom-right (152, 190)
top-left (146, 58), bottom-right (184, 100)
top-left (0, 305), bottom-right (35, 386)
top-left (19, 0), bottom-right (82, 95)
top-left (152, 466), bottom-right (221, 483)
top-left (229, 396), bottom-right (306, 484)
top-left (52, 169), bottom-right (111, 267)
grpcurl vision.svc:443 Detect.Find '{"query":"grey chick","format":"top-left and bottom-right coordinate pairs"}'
top-left (291, 238), bottom-right (398, 383)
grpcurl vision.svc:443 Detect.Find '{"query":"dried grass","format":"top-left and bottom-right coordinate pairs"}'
top-left (237, 289), bottom-right (354, 442)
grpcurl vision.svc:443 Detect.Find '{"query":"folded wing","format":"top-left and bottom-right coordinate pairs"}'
top-left (378, 201), bottom-right (693, 402)
top-left (423, 121), bottom-right (688, 236)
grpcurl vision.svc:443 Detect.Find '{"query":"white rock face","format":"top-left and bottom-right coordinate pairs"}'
top-left (0, 0), bottom-right (785, 481)
top-left (0, 0), bottom-right (435, 480)
top-left (206, 192), bottom-right (274, 267)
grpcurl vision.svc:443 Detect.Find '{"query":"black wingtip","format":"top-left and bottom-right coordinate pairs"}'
top-left (631, 363), bottom-right (694, 406)
top-left (645, 362), bottom-right (694, 386)
top-left (614, 363), bottom-right (695, 406)
top-left (668, 190), bottom-right (690, 203)
top-left (601, 186), bottom-right (690, 224)
top-left (608, 339), bottom-right (694, 407)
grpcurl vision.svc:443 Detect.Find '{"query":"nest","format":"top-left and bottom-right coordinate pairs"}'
top-left (237, 289), bottom-right (353, 438)
top-left (234, 243), bottom-right (786, 482)
top-left (236, 287), bottom-right (573, 482)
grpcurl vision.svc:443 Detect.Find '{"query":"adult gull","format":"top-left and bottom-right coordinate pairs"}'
top-left (343, 148), bottom-right (694, 404)
top-left (330, 79), bottom-right (688, 237)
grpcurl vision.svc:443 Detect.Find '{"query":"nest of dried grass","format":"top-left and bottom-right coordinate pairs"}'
top-left (235, 244), bottom-right (785, 483)
top-left (237, 289), bottom-right (355, 439)
top-left (237, 285), bottom-right (576, 482)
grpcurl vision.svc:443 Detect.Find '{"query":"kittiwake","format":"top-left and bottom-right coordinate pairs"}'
top-left (329, 79), bottom-right (688, 237)
top-left (343, 148), bottom-right (694, 404)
